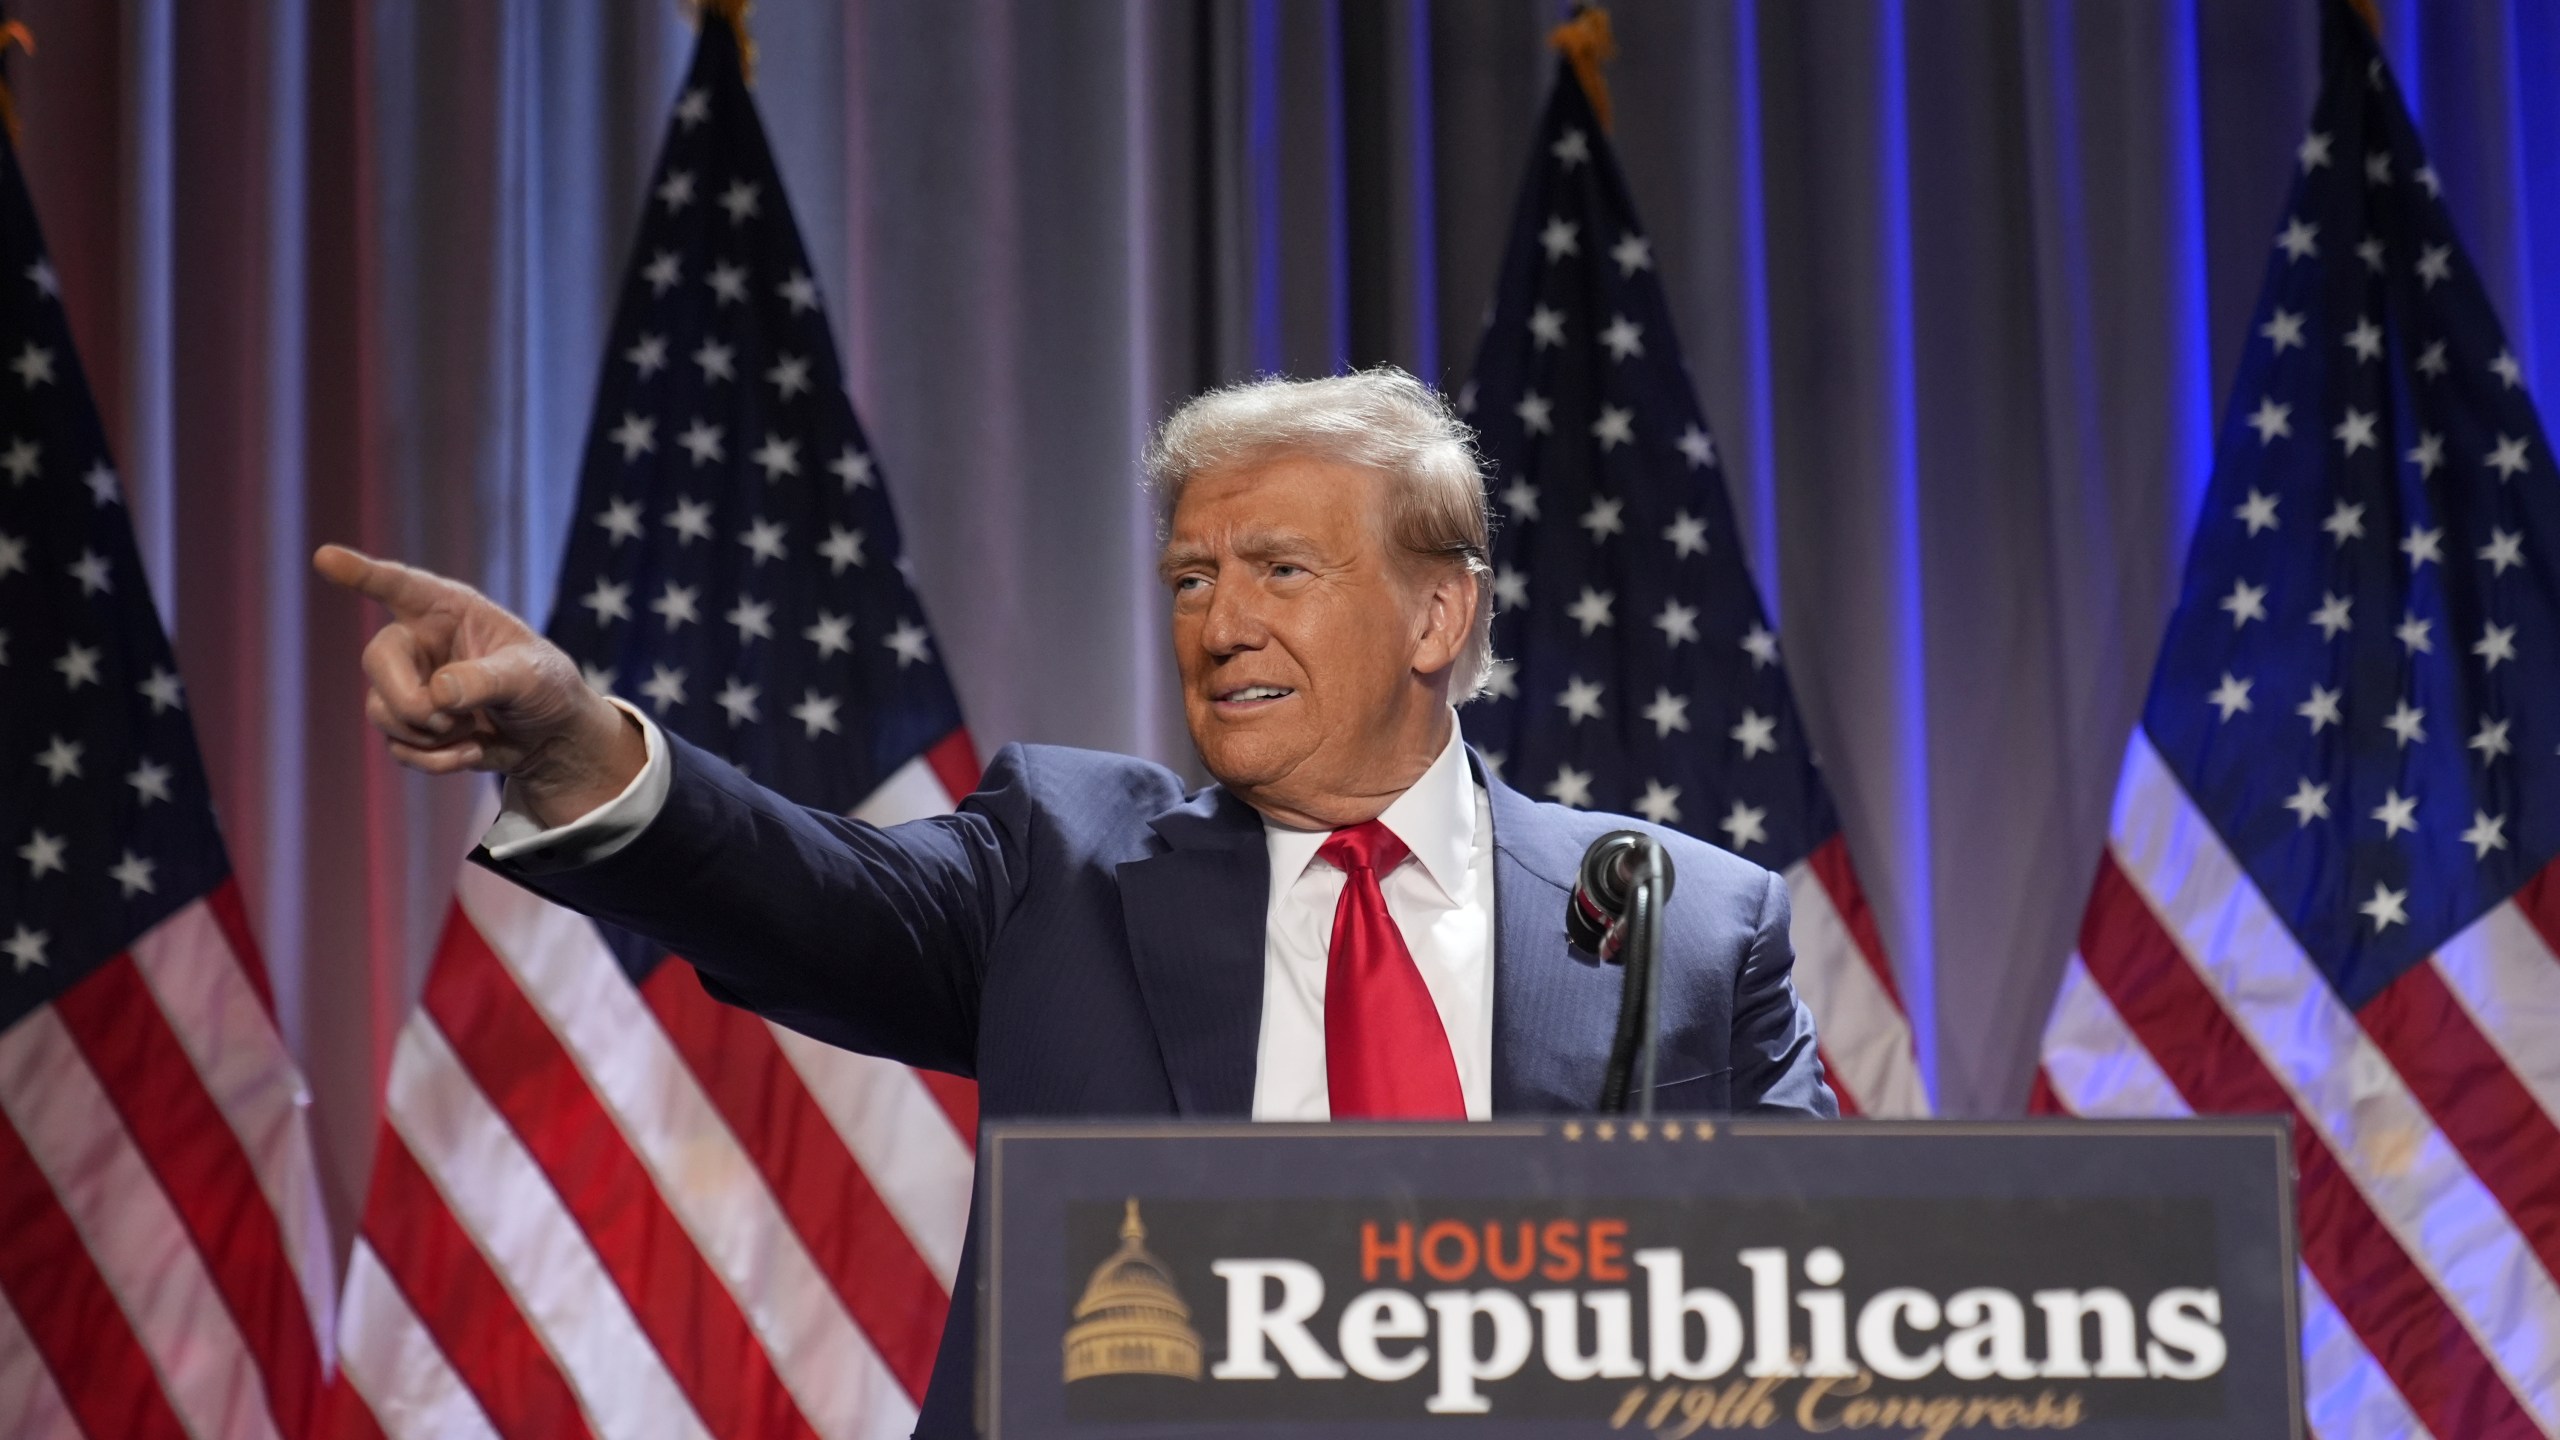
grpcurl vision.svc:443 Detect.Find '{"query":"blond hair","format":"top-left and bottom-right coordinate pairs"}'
top-left (1144, 367), bottom-right (1495, 698)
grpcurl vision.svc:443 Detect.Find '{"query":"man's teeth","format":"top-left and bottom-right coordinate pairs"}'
top-left (1228, 686), bottom-right (1292, 701)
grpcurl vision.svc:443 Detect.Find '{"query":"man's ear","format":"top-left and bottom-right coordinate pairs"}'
top-left (1411, 562), bottom-right (1480, 678)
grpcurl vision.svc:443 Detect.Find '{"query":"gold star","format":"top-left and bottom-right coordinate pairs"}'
top-left (1596, 1121), bottom-right (1618, 1141)
top-left (1562, 1121), bottom-right (1584, 1141)
top-left (1629, 1122), bottom-right (1650, 1141)
top-left (1694, 1121), bottom-right (1717, 1141)
top-left (1663, 1121), bottom-right (1684, 1140)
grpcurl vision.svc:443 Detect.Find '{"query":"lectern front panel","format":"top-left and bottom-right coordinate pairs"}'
top-left (979, 1118), bottom-right (2298, 1438)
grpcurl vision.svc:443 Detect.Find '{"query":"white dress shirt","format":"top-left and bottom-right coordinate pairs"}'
top-left (484, 705), bottom-right (1497, 1120)
top-left (1251, 719), bottom-right (1495, 1120)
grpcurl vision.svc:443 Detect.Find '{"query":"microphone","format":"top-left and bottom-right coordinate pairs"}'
top-left (1569, 831), bottom-right (1677, 1115)
top-left (1565, 830), bottom-right (1676, 960)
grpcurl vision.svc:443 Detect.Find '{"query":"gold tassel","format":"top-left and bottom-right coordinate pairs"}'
top-left (683, 0), bottom-right (756, 87)
top-left (0, 22), bottom-right (37, 148)
top-left (1546, 5), bottom-right (1616, 133)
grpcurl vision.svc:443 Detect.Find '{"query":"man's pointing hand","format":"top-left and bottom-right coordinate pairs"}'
top-left (315, 544), bottom-right (645, 827)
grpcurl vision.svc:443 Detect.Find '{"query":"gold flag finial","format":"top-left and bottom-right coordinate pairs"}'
top-left (1546, 5), bottom-right (1616, 133)
top-left (1121, 1197), bottom-right (1144, 1242)
top-left (684, 0), bottom-right (756, 87)
top-left (0, 22), bottom-right (37, 147)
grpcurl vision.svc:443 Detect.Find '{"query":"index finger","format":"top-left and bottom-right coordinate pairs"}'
top-left (314, 544), bottom-right (469, 621)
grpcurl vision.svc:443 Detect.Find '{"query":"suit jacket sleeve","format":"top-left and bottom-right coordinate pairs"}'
top-left (1732, 868), bottom-right (1839, 1117)
top-left (475, 732), bottom-right (1037, 1076)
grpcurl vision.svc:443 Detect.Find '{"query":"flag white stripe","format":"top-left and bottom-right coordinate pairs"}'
top-left (454, 867), bottom-right (913, 1437)
top-left (0, 1284), bottom-right (82, 1440)
top-left (2299, 1266), bottom-right (2436, 1440)
top-left (0, 1005), bottom-right (284, 1440)
top-left (2111, 731), bottom-right (2560, 1428)
top-left (2038, 954), bottom-right (2189, 1118)
top-left (766, 1024), bottom-right (972, 1285)
top-left (1781, 860), bottom-right (1929, 1116)
top-left (386, 1015), bottom-right (710, 1440)
top-left (2037, 954), bottom-right (2430, 1440)
top-left (128, 898), bottom-right (337, 1362)
top-left (2431, 902), bottom-right (2560, 1128)
top-left (851, 750), bottom-right (960, 826)
top-left (333, 1240), bottom-right (504, 1440)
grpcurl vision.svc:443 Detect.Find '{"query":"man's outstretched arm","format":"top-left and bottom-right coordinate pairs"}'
top-left (316, 544), bottom-right (1006, 1074)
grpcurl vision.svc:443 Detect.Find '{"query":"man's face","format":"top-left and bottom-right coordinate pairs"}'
top-left (1162, 455), bottom-right (1463, 828)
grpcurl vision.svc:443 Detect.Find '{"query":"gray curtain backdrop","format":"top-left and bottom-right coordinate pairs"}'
top-left (16, 0), bottom-right (2558, 1245)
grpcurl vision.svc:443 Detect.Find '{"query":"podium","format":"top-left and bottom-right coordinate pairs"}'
top-left (977, 1117), bottom-right (2300, 1437)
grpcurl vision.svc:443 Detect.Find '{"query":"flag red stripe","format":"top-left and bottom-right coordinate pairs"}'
top-left (923, 727), bottom-right (981, 804)
top-left (1803, 833), bottom-right (1908, 1007)
top-left (206, 874), bottom-right (277, 1020)
top-left (2078, 853), bottom-right (2539, 1439)
top-left (2360, 960), bottom-right (2560, 1280)
top-left (0, 1106), bottom-right (193, 1440)
top-left (49, 954), bottom-right (320, 1440)
top-left (423, 916), bottom-right (823, 1440)
top-left (319, 1374), bottom-right (392, 1440)
top-left (638, 963), bottom-right (947, 1401)
top-left (2025, 1065), bottom-right (2064, 1116)
top-left (1814, 1045), bottom-right (1862, 1115)
top-left (359, 1128), bottom-right (596, 1440)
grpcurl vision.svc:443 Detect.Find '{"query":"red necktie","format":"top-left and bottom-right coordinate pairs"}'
top-left (1319, 820), bottom-right (1465, 1119)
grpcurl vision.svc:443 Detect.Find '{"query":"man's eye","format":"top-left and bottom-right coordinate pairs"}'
top-left (1271, 564), bottom-right (1303, 578)
top-left (1174, 575), bottom-right (1208, 593)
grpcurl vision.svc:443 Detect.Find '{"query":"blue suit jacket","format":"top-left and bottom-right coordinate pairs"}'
top-left (490, 733), bottom-right (1833, 1437)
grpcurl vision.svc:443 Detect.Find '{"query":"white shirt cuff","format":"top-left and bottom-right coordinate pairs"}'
top-left (481, 698), bottom-right (671, 870)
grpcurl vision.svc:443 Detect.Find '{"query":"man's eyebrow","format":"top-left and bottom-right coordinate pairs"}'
top-left (1156, 529), bottom-right (1328, 582)
top-left (1228, 528), bottom-right (1324, 561)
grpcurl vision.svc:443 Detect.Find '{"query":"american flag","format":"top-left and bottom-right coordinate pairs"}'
top-left (330, 19), bottom-right (977, 1439)
top-left (2032, 7), bottom-right (2560, 1437)
top-left (0, 125), bottom-right (337, 1437)
top-left (1457, 61), bottom-right (1928, 1118)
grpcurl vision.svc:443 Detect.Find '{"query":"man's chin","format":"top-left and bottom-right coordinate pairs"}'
top-left (1188, 729), bottom-right (1306, 797)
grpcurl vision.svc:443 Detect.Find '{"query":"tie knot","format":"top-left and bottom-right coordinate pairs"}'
top-left (1319, 819), bottom-right (1408, 876)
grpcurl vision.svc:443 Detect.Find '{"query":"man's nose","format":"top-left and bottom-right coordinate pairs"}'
top-left (1199, 577), bottom-right (1267, 655)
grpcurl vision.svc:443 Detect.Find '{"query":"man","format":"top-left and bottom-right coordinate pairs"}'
top-left (320, 368), bottom-right (1831, 1436)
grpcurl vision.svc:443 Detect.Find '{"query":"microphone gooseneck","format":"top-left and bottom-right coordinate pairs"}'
top-left (1572, 831), bottom-right (1675, 1114)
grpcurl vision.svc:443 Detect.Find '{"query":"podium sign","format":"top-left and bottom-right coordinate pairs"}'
top-left (978, 1118), bottom-right (2298, 1438)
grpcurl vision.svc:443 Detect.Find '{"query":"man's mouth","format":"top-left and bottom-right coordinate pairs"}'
top-left (1213, 684), bottom-right (1296, 708)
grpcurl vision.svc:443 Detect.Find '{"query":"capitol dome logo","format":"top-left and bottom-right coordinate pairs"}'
top-left (1063, 1199), bottom-right (1203, 1383)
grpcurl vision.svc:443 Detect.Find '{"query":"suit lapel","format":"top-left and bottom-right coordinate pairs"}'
top-left (1481, 752), bottom-right (1622, 1114)
top-left (1116, 786), bottom-right (1269, 1117)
